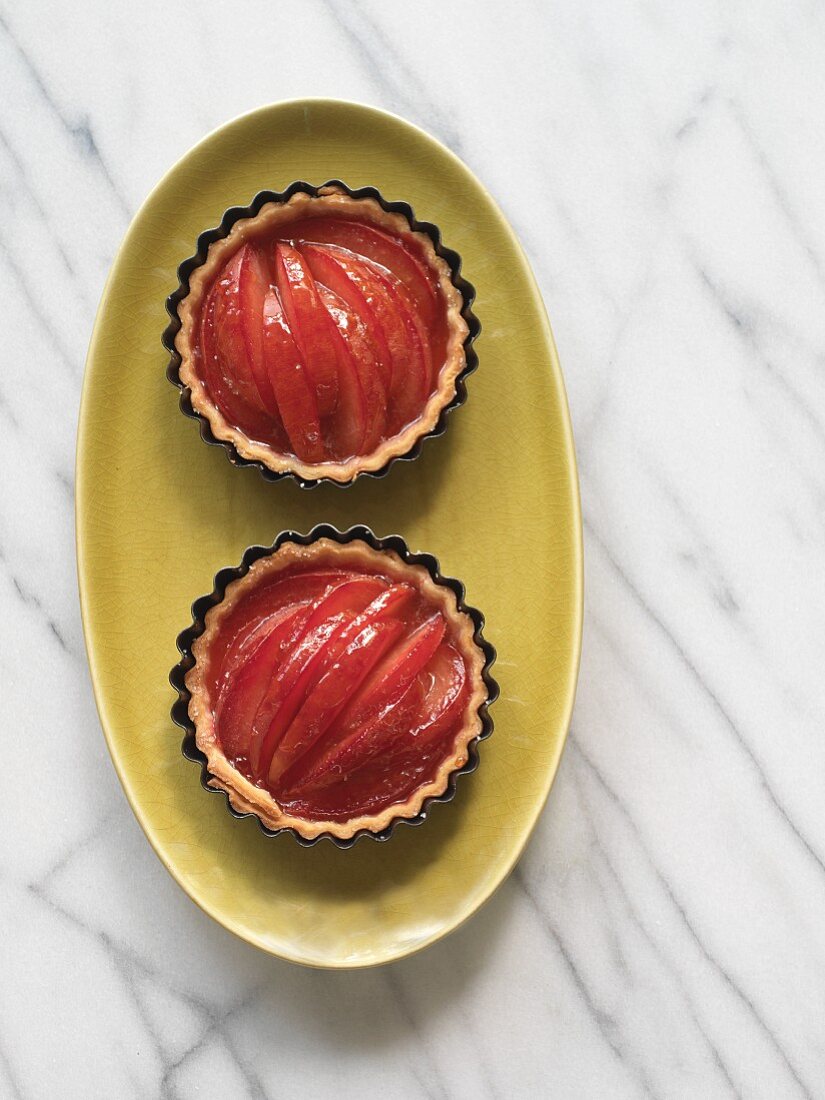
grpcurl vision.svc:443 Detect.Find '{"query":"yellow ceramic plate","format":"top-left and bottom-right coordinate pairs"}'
top-left (76, 100), bottom-right (582, 968)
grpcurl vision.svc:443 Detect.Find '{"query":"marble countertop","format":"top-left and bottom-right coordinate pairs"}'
top-left (3, 1), bottom-right (825, 1096)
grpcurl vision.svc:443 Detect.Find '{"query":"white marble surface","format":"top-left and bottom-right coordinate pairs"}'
top-left (2, 0), bottom-right (825, 1096)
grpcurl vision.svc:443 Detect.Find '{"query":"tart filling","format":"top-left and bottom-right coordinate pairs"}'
top-left (175, 187), bottom-right (469, 483)
top-left (185, 539), bottom-right (488, 840)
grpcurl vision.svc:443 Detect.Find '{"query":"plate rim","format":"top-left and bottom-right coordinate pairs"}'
top-left (75, 97), bottom-right (584, 969)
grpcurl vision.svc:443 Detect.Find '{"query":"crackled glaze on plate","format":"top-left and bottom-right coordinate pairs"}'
top-left (76, 99), bottom-right (582, 968)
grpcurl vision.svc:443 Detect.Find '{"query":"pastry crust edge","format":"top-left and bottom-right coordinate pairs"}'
top-left (184, 538), bottom-right (489, 841)
top-left (174, 187), bottom-right (470, 484)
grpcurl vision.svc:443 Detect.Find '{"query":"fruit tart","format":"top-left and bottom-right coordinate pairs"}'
top-left (171, 185), bottom-right (473, 485)
top-left (177, 530), bottom-right (495, 842)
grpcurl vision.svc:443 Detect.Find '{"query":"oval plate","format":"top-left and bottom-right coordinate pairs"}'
top-left (76, 99), bottom-right (582, 968)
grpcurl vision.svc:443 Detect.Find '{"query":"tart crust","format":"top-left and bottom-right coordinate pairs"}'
top-left (184, 538), bottom-right (489, 841)
top-left (175, 186), bottom-right (469, 484)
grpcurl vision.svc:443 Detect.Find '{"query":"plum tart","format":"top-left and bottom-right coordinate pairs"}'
top-left (173, 185), bottom-right (471, 484)
top-left (180, 533), bottom-right (493, 841)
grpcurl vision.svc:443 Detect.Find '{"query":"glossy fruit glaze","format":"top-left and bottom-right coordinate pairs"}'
top-left (203, 558), bottom-right (473, 822)
top-left (193, 214), bottom-right (452, 464)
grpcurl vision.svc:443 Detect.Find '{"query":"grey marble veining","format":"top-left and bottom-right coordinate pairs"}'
top-left (2, 0), bottom-right (825, 1096)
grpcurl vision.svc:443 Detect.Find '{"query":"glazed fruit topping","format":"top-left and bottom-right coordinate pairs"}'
top-left (196, 216), bottom-right (449, 464)
top-left (205, 563), bottom-right (472, 821)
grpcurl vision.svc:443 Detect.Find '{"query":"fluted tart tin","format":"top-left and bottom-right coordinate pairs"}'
top-left (163, 181), bottom-right (480, 489)
top-left (170, 524), bottom-right (498, 847)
